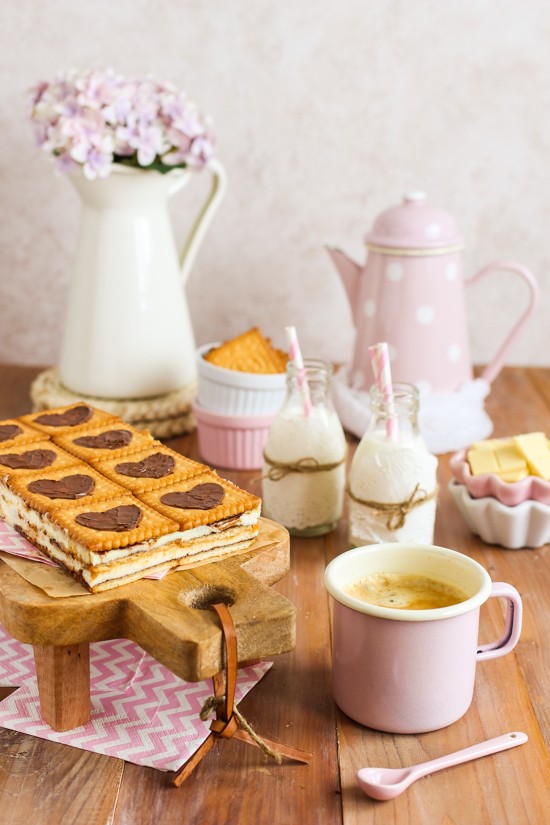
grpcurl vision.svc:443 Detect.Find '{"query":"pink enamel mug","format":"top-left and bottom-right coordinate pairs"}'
top-left (324, 544), bottom-right (522, 733)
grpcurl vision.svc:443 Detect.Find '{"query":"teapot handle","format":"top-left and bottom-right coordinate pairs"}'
top-left (464, 260), bottom-right (538, 384)
top-left (177, 158), bottom-right (227, 285)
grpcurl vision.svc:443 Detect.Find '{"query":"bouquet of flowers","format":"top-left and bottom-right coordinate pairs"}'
top-left (29, 68), bottom-right (215, 180)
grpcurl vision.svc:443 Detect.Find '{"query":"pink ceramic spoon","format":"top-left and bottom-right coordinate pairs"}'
top-left (356, 731), bottom-right (528, 801)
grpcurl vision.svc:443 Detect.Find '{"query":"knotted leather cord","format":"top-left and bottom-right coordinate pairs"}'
top-left (263, 452), bottom-right (346, 481)
top-left (172, 602), bottom-right (311, 786)
top-left (347, 482), bottom-right (439, 531)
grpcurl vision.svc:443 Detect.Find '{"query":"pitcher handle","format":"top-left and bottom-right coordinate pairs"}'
top-left (464, 260), bottom-right (538, 384)
top-left (178, 157), bottom-right (227, 285)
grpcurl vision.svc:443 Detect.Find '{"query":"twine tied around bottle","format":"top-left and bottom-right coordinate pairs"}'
top-left (262, 452), bottom-right (346, 482)
top-left (347, 482), bottom-right (438, 531)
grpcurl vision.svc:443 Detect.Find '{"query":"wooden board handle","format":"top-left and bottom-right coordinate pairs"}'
top-left (123, 558), bottom-right (296, 682)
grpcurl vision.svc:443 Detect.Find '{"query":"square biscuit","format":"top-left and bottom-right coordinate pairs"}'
top-left (93, 445), bottom-right (208, 495)
top-left (9, 464), bottom-right (126, 516)
top-left (0, 419), bottom-right (50, 450)
top-left (0, 440), bottom-right (79, 481)
top-left (21, 403), bottom-right (117, 437)
top-left (50, 493), bottom-right (179, 552)
top-left (54, 422), bottom-right (155, 462)
top-left (204, 327), bottom-right (288, 374)
top-left (138, 471), bottom-right (261, 529)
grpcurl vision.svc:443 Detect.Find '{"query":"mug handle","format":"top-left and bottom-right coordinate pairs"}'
top-left (476, 582), bottom-right (523, 662)
top-left (464, 261), bottom-right (538, 385)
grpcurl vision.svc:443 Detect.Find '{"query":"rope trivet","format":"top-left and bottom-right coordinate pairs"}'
top-left (347, 482), bottom-right (439, 531)
top-left (30, 367), bottom-right (197, 439)
top-left (263, 452), bottom-right (346, 482)
top-left (172, 602), bottom-right (311, 787)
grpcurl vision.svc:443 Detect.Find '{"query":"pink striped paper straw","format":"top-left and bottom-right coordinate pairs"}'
top-left (368, 342), bottom-right (399, 441)
top-left (285, 325), bottom-right (312, 416)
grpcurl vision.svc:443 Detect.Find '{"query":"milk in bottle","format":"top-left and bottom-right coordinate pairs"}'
top-left (262, 360), bottom-right (346, 536)
top-left (348, 383), bottom-right (438, 545)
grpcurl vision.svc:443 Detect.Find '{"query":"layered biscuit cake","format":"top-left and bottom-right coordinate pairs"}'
top-left (0, 403), bottom-right (261, 593)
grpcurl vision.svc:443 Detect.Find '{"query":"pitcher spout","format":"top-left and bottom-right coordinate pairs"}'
top-left (326, 246), bottom-right (363, 324)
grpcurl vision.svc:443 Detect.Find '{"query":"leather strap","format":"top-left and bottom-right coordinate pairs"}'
top-left (210, 602), bottom-right (238, 736)
top-left (172, 601), bottom-right (311, 787)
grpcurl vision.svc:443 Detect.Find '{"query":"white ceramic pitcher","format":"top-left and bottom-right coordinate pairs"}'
top-left (58, 160), bottom-right (226, 399)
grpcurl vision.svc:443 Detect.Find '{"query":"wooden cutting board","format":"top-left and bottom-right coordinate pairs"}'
top-left (0, 517), bottom-right (294, 730)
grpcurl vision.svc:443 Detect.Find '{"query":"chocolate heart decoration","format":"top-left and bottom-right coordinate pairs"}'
top-left (75, 504), bottom-right (142, 532)
top-left (0, 424), bottom-right (22, 442)
top-left (73, 429), bottom-right (133, 450)
top-left (160, 482), bottom-right (225, 510)
top-left (0, 449), bottom-right (57, 470)
top-left (27, 474), bottom-right (95, 500)
top-left (115, 453), bottom-right (175, 479)
top-left (34, 405), bottom-right (93, 428)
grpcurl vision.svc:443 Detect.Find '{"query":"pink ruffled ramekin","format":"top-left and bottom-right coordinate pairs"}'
top-left (193, 402), bottom-right (275, 470)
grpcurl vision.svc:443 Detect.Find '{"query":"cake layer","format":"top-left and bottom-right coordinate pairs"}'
top-left (0, 403), bottom-right (262, 593)
top-left (140, 473), bottom-right (260, 529)
top-left (93, 444), bottom-right (209, 495)
top-left (9, 464), bottom-right (126, 515)
top-left (20, 403), bottom-right (116, 436)
top-left (0, 420), bottom-right (48, 449)
top-left (55, 423), bottom-right (155, 462)
top-left (0, 440), bottom-right (79, 482)
top-left (4, 481), bottom-right (258, 592)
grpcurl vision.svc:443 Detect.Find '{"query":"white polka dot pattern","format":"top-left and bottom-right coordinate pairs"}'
top-left (416, 306), bottom-right (435, 325)
top-left (445, 261), bottom-right (458, 281)
top-left (363, 299), bottom-right (376, 318)
top-left (448, 344), bottom-right (461, 362)
top-left (385, 262), bottom-right (404, 282)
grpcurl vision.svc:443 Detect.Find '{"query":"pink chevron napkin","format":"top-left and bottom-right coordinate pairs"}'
top-left (0, 623), bottom-right (271, 771)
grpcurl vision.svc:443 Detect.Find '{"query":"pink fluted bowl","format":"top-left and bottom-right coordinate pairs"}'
top-left (193, 402), bottom-right (274, 470)
top-left (449, 481), bottom-right (550, 549)
top-left (449, 448), bottom-right (550, 507)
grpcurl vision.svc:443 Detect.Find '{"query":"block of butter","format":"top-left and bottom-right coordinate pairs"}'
top-left (467, 449), bottom-right (500, 476)
top-left (467, 432), bottom-right (550, 482)
top-left (514, 432), bottom-right (550, 480)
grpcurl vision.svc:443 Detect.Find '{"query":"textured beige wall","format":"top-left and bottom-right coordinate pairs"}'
top-left (1, 0), bottom-right (549, 371)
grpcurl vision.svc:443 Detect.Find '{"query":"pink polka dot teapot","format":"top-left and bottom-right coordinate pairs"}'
top-left (327, 192), bottom-right (538, 394)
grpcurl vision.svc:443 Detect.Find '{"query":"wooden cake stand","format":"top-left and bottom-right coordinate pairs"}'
top-left (0, 518), bottom-right (294, 732)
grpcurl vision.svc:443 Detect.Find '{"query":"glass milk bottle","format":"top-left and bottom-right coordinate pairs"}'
top-left (348, 383), bottom-right (438, 546)
top-left (262, 360), bottom-right (347, 537)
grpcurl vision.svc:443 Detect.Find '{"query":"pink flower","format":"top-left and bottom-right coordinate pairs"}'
top-left (29, 68), bottom-right (216, 178)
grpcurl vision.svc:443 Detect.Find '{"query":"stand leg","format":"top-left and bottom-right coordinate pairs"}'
top-left (33, 643), bottom-right (91, 731)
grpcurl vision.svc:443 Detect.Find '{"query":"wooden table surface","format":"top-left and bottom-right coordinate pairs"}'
top-left (0, 364), bottom-right (549, 824)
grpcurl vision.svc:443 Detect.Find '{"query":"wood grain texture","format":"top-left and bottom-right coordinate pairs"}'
top-left (33, 643), bottom-right (90, 730)
top-left (0, 518), bottom-right (294, 683)
top-left (0, 364), bottom-right (549, 825)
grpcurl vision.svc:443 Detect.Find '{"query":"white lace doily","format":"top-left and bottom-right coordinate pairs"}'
top-left (332, 368), bottom-right (493, 455)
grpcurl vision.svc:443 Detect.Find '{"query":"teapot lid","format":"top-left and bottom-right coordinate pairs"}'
top-left (365, 191), bottom-right (463, 252)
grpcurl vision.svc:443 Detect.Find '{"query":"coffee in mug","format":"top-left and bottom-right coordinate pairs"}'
top-left (346, 572), bottom-right (469, 611)
top-left (324, 543), bottom-right (523, 733)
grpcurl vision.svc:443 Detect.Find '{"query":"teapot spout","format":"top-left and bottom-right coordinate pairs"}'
top-left (326, 246), bottom-right (363, 323)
